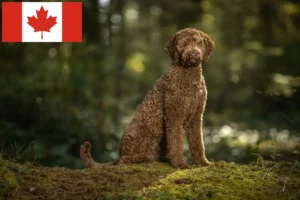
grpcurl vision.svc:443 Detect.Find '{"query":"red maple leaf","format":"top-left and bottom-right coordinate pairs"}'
top-left (27, 6), bottom-right (57, 39)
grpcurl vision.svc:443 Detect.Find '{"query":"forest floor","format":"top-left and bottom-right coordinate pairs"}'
top-left (0, 159), bottom-right (300, 200)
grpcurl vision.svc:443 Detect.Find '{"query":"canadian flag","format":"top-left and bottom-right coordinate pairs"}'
top-left (2, 2), bottom-right (82, 42)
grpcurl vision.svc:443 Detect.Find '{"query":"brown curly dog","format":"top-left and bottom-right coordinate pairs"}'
top-left (80, 28), bottom-right (215, 169)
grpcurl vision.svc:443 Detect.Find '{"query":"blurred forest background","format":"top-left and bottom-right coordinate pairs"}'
top-left (0, 0), bottom-right (300, 168)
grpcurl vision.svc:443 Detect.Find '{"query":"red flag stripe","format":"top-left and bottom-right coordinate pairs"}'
top-left (62, 2), bottom-right (82, 42)
top-left (2, 2), bottom-right (22, 42)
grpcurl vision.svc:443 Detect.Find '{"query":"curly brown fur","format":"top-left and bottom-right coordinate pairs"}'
top-left (80, 142), bottom-right (98, 168)
top-left (80, 28), bottom-right (215, 169)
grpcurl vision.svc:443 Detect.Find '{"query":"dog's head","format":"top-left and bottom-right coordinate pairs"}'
top-left (165, 28), bottom-right (215, 67)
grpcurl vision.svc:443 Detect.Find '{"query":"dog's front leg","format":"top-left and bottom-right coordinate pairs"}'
top-left (166, 123), bottom-right (188, 169)
top-left (185, 110), bottom-right (210, 167)
top-left (164, 93), bottom-right (189, 169)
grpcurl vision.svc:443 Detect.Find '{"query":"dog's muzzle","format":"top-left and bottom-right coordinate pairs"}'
top-left (185, 49), bottom-right (202, 67)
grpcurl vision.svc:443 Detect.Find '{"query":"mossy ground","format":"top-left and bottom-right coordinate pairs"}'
top-left (0, 159), bottom-right (299, 200)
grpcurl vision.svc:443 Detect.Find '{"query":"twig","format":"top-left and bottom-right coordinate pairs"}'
top-left (282, 176), bottom-right (288, 192)
top-left (263, 163), bottom-right (278, 180)
top-left (12, 141), bottom-right (36, 162)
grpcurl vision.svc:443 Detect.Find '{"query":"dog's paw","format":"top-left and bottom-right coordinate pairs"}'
top-left (172, 162), bottom-right (189, 169)
top-left (115, 159), bottom-right (123, 165)
top-left (199, 158), bottom-right (210, 167)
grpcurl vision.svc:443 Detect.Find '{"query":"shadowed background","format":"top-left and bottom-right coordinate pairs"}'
top-left (0, 0), bottom-right (299, 168)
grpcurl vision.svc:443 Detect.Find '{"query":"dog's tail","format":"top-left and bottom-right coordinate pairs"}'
top-left (80, 141), bottom-right (99, 168)
top-left (80, 141), bottom-right (118, 168)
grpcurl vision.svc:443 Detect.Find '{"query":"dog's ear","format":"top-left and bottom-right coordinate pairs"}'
top-left (203, 37), bottom-right (215, 62)
top-left (165, 33), bottom-right (178, 59)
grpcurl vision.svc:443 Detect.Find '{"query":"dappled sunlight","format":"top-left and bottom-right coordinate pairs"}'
top-left (125, 8), bottom-right (138, 22)
top-left (98, 0), bottom-right (110, 7)
top-left (150, 6), bottom-right (162, 16)
top-left (218, 125), bottom-right (233, 137)
top-left (126, 52), bottom-right (145, 73)
top-left (190, 125), bottom-right (300, 163)
top-left (48, 47), bottom-right (57, 58)
top-left (266, 73), bottom-right (300, 97)
top-left (284, 2), bottom-right (299, 15)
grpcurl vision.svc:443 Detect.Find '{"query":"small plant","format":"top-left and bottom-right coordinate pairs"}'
top-left (0, 141), bottom-right (37, 164)
top-left (270, 136), bottom-right (281, 162)
top-left (252, 153), bottom-right (265, 167)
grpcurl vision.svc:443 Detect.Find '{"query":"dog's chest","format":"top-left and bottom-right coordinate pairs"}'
top-left (183, 69), bottom-right (206, 98)
top-left (192, 81), bottom-right (205, 96)
top-left (184, 80), bottom-right (207, 108)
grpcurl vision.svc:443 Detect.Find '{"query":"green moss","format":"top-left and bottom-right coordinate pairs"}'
top-left (145, 161), bottom-right (300, 200)
top-left (0, 159), bottom-right (299, 200)
top-left (0, 160), bottom-right (19, 199)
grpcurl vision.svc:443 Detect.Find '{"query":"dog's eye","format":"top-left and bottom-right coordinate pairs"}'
top-left (177, 41), bottom-right (186, 47)
top-left (197, 40), bottom-right (203, 45)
